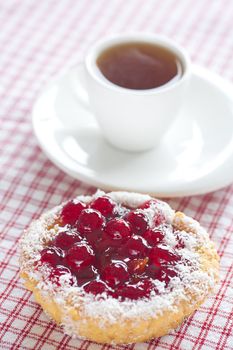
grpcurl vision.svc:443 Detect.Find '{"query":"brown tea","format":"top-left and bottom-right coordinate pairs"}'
top-left (97, 42), bottom-right (183, 90)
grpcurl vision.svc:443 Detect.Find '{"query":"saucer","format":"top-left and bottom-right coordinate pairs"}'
top-left (32, 65), bottom-right (233, 197)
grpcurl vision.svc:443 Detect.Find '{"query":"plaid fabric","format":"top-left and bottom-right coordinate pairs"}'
top-left (0, 0), bottom-right (233, 349)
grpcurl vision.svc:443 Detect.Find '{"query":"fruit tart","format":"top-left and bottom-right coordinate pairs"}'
top-left (19, 191), bottom-right (219, 344)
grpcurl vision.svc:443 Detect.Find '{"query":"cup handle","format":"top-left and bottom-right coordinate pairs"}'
top-left (72, 63), bottom-right (89, 109)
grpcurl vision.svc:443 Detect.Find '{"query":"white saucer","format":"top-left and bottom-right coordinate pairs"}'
top-left (32, 65), bottom-right (233, 197)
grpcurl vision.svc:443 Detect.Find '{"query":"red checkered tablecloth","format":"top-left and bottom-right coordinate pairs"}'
top-left (0, 0), bottom-right (233, 349)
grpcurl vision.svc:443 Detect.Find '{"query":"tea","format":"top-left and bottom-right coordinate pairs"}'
top-left (97, 42), bottom-right (183, 90)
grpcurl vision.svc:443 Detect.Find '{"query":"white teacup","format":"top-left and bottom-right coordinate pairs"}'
top-left (76, 33), bottom-right (191, 152)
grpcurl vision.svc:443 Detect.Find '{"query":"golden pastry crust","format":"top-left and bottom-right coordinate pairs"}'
top-left (19, 191), bottom-right (219, 344)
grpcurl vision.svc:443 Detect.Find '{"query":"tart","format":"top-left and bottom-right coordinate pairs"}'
top-left (19, 191), bottom-right (219, 344)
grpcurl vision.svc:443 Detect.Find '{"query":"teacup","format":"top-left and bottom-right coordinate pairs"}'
top-left (76, 33), bottom-right (191, 152)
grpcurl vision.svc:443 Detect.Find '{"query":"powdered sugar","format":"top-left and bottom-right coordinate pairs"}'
top-left (19, 191), bottom-right (218, 334)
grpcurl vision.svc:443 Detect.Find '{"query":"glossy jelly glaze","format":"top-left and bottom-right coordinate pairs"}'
top-left (38, 196), bottom-right (184, 300)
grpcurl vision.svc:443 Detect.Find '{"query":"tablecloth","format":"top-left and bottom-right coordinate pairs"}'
top-left (0, 0), bottom-right (233, 349)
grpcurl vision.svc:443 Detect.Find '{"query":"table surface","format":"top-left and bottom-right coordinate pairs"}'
top-left (0, 1), bottom-right (233, 349)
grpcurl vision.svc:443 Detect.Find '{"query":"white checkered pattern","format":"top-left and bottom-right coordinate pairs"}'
top-left (0, 0), bottom-right (233, 349)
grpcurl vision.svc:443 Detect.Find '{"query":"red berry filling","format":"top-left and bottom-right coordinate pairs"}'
top-left (90, 196), bottom-right (116, 217)
top-left (38, 195), bottom-right (182, 301)
top-left (101, 261), bottom-right (129, 287)
top-left (143, 229), bottom-right (164, 245)
top-left (65, 242), bottom-right (95, 274)
top-left (53, 229), bottom-right (82, 250)
top-left (84, 280), bottom-right (109, 295)
top-left (77, 209), bottom-right (105, 235)
top-left (124, 211), bottom-right (148, 234)
top-left (61, 200), bottom-right (86, 225)
top-left (123, 236), bottom-right (148, 258)
top-left (104, 218), bottom-right (132, 245)
top-left (149, 246), bottom-right (180, 266)
top-left (40, 247), bottom-right (63, 266)
top-left (117, 279), bottom-right (154, 300)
